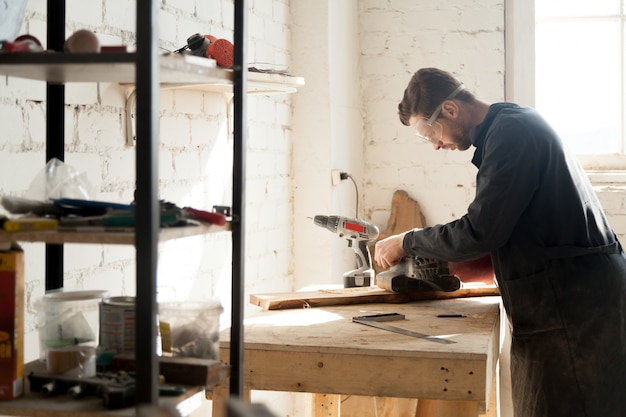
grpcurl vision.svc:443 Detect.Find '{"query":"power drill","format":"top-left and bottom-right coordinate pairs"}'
top-left (313, 215), bottom-right (380, 288)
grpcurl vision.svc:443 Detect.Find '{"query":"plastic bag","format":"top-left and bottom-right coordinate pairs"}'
top-left (25, 158), bottom-right (94, 200)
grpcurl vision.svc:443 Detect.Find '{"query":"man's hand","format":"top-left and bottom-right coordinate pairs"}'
top-left (374, 232), bottom-right (408, 269)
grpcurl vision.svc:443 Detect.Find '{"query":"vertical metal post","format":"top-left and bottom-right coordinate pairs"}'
top-left (134, 0), bottom-right (160, 406)
top-left (230, 0), bottom-right (248, 398)
top-left (45, 0), bottom-right (65, 291)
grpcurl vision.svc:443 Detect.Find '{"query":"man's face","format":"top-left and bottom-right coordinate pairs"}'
top-left (409, 104), bottom-right (473, 151)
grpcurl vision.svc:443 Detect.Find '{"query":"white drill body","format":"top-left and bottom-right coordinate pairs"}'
top-left (313, 215), bottom-right (380, 287)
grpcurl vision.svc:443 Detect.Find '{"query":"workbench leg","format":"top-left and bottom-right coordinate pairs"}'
top-left (377, 397), bottom-right (419, 417)
top-left (211, 383), bottom-right (230, 417)
top-left (337, 395), bottom-right (375, 416)
top-left (210, 383), bottom-right (251, 417)
top-left (481, 370), bottom-right (498, 417)
top-left (414, 399), bottom-right (479, 417)
top-left (311, 393), bottom-right (340, 417)
top-left (340, 395), bottom-right (418, 417)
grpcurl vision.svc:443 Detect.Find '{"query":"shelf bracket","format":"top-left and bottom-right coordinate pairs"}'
top-left (125, 88), bottom-right (137, 147)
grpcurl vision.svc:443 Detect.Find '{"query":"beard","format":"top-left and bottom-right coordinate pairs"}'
top-left (450, 123), bottom-right (473, 151)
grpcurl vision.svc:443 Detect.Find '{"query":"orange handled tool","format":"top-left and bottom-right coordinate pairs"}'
top-left (183, 207), bottom-right (227, 226)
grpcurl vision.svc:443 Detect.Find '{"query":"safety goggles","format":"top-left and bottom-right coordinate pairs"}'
top-left (413, 84), bottom-right (465, 144)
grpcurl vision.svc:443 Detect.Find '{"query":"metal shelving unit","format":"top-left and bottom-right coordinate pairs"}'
top-left (230, 0), bottom-right (247, 398)
top-left (0, 0), bottom-right (303, 413)
top-left (0, 53), bottom-right (303, 91)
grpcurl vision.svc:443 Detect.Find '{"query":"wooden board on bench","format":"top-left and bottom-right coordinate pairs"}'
top-left (250, 284), bottom-right (499, 310)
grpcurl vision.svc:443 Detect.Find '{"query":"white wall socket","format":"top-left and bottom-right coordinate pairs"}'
top-left (331, 170), bottom-right (342, 185)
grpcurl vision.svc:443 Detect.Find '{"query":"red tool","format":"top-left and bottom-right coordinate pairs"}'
top-left (204, 35), bottom-right (233, 68)
top-left (183, 206), bottom-right (227, 226)
top-left (175, 33), bottom-right (234, 68)
top-left (159, 201), bottom-right (227, 226)
top-left (0, 34), bottom-right (43, 53)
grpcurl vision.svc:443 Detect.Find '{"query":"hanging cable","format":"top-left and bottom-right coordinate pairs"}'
top-left (343, 173), bottom-right (359, 218)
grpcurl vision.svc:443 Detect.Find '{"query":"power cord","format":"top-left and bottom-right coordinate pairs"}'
top-left (340, 172), bottom-right (359, 218)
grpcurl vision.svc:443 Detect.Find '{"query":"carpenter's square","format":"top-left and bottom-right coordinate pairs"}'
top-left (352, 313), bottom-right (456, 345)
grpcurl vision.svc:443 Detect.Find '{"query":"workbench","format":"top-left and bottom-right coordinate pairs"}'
top-left (211, 296), bottom-right (501, 417)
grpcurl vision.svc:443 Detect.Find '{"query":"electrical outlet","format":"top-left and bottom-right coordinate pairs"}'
top-left (331, 170), bottom-right (342, 185)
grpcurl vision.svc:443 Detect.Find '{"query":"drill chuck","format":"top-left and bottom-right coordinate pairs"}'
top-left (313, 215), bottom-right (338, 232)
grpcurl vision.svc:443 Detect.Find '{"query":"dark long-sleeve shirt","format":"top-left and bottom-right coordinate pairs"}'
top-left (401, 103), bottom-right (626, 417)
top-left (402, 103), bottom-right (616, 280)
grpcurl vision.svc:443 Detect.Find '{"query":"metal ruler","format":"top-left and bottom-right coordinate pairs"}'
top-left (352, 313), bottom-right (456, 345)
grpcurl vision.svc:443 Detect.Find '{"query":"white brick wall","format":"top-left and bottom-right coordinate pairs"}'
top-left (2, 1), bottom-right (295, 371)
top-left (595, 185), bottom-right (626, 241)
top-left (3, 2), bottom-right (626, 416)
top-left (359, 0), bottom-right (506, 229)
top-left (356, 0), bottom-right (626, 245)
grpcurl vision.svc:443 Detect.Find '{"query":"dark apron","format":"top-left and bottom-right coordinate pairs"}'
top-left (497, 243), bottom-right (626, 417)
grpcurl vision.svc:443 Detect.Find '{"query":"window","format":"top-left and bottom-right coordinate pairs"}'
top-left (506, 1), bottom-right (626, 169)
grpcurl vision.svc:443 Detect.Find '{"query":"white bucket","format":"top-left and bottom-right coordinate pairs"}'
top-left (36, 289), bottom-right (108, 377)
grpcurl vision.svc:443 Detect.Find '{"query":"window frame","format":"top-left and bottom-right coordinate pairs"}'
top-left (504, 0), bottom-right (626, 170)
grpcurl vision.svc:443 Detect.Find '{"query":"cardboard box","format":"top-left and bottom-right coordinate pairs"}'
top-left (0, 244), bottom-right (24, 400)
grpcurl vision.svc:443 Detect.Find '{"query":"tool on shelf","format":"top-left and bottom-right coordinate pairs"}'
top-left (0, 196), bottom-right (228, 229)
top-left (0, 34), bottom-right (43, 53)
top-left (313, 215), bottom-right (379, 288)
top-left (27, 358), bottom-right (200, 410)
top-left (174, 33), bottom-right (234, 68)
top-left (28, 366), bottom-right (137, 409)
top-left (0, 215), bottom-right (58, 231)
top-left (160, 201), bottom-right (227, 226)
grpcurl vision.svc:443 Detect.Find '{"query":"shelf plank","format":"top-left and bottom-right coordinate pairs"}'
top-left (0, 385), bottom-right (207, 417)
top-left (0, 53), bottom-right (304, 93)
top-left (0, 223), bottom-right (230, 245)
top-left (160, 70), bottom-right (305, 94)
top-left (0, 357), bottom-right (225, 417)
top-left (0, 53), bottom-right (223, 84)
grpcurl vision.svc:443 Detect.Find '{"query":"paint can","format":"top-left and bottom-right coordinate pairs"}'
top-left (99, 296), bottom-right (135, 355)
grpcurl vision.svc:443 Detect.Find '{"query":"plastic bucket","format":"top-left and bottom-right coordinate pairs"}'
top-left (158, 300), bottom-right (223, 359)
top-left (36, 289), bottom-right (108, 376)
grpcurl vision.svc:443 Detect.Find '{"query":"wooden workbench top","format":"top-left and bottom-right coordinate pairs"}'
top-left (218, 297), bottom-right (502, 403)
top-left (222, 296), bottom-right (501, 359)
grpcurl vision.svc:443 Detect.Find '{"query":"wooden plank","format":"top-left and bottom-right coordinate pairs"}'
top-left (372, 190), bottom-right (426, 275)
top-left (312, 394), bottom-right (340, 417)
top-left (0, 54), bottom-right (304, 92)
top-left (208, 383), bottom-right (251, 417)
top-left (481, 375), bottom-right (498, 417)
top-left (0, 223), bottom-right (230, 245)
top-left (250, 284), bottom-right (499, 310)
top-left (415, 399), bottom-right (479, 417)
top-left (0, 386), bottom-right (206, 417)
top-left (340, 396), bottom-right (418, 417)
top-left (220, 299), bottom-right (500, 400)
top-left (233, 298), bottom-right (502, 356)
top-left (110, 354), bottom-right (227, 387)
top-left (232, 349), bottom-right (489, 401)
top-left (0, 360), bottom-right (212, 417)
top-left (212, 298), bottom-right (501, 417)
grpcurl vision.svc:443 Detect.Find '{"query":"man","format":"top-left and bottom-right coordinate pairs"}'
top-left (374, 68), bottom-right (626, 417)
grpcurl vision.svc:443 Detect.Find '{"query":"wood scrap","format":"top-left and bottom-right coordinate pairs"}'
top-left (372, 190), bottom-right (425, 275)
top-left (250, 284), bottom-right (499, 311)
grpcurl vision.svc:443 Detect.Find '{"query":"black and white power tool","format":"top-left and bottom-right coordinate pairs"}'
top-left (376, 256), bottom-right (462, 293)
top-left (313, 215), bottom-right (379, 288)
